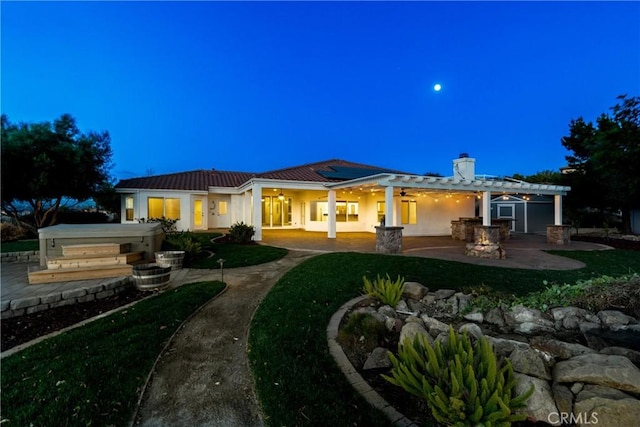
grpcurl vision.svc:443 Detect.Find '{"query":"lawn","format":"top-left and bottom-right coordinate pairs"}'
top-left (191, 243), bottom-right (288, 269)
top-left (248, 249), bottom-right (640, 426)
top-left (1, 281), bottom-right (225, 427)
top-left (1, 239), bottom-right (38, 252)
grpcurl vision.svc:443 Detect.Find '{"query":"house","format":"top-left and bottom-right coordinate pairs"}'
top-left (114, 155), bottom-right (571, 241)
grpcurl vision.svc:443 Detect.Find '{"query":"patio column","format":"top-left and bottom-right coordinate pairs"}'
top-left (328, 190), bottom-right (336, 238)
top-left (385, 185), bottom-right (394, 226)
top-left (554, 194), bottom-right (563, 225)
top-left (244, 191), bottom-right (252, 224)
top-left (482, 191), bottom-right (491, 226)
top-left (252, 184), bottom-right (262, 241)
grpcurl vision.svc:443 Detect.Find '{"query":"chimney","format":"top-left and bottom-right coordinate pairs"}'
top-left (453, 153), bottom-right (475, 181)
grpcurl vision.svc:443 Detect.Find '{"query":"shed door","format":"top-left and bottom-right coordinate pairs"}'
top-left (497, 204), bottom-right (516, 231)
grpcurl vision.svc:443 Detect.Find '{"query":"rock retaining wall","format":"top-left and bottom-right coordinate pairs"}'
top-left (1, 277), bottom-right (132, 319)
top-left (340, 282), bottom-right (640, 426)
top-left (1, 250), bottom-right (39, 263)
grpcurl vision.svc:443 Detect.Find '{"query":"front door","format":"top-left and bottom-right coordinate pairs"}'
top-left (210, 198), bottom-right (230, 228)
top-left (193, 199), bottom-right (204, 229)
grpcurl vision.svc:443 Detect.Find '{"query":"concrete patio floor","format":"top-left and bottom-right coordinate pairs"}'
top-left (259, 229), bottom-right (612, 270)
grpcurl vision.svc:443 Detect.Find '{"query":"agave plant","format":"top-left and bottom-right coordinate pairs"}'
top-left (362, 274), bottom-right (405, 308)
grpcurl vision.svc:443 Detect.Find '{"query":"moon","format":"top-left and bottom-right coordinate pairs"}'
top-left (433, 83), bottom-right (442, 92)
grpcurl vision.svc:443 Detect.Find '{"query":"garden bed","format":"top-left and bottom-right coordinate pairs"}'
top-left (571, 234), bottom-right (640, 250)
top-left (1, 287), bottom-right (149, 352)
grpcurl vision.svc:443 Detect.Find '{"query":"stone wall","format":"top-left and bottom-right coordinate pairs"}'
top-left (1, 250), bottom-right (40, 264)
top-left (335, 284), bottom-right (640, 427)
top-left (547, 225), bottom-right (571, 245)
top-left (0, 277), bottom-right (132, 319)
top-left (375, 226), bottom-right (403, 254)
top-left (465, 225), bottom-right (506, 259)
top-left (451, 218), bottom-right (483, 242)
top-left (492, 219), bottom-right (512, 241)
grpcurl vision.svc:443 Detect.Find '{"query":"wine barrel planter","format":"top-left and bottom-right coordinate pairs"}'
top-left (132, 263), bottom-right (171, 291)
top-left (155, 251), bottom-right (186, 270)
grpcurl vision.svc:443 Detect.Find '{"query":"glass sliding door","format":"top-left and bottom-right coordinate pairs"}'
top-left (262, 197), bottom-right (271, 226)
top-left (272, 198), bottom-right (282, 226)
top-left (261, 196), bottom-right (292, 227)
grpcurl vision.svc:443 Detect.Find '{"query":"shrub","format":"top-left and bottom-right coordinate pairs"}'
top-left (383, 326), bottom-right (532, 426)
top-left (1, 223), bottom-right (26, 242)
top-left (337, 312), bottom-right (389, 367)
top-left (362, 274), bottom-right (405, 308)
top-left (139, 217), bottom-right (178, 234)
top-left (572, 273), bottom-right (640, 318)
top-left (228, 221), bottom-right (255, 243)
top-left (164, 231), bottom-right (202, 264)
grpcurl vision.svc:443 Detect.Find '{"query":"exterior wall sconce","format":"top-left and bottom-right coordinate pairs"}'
top-left (51, 238), bottom-right (55, 248)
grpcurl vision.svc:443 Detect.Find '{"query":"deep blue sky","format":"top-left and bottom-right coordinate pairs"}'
top-left (2, 1), bottom-right (639, 181)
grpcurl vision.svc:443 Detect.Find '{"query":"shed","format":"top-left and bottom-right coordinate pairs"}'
top-left (490, 194), bottom-right (554, 234)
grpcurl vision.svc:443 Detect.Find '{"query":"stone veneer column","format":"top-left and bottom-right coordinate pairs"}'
top-left (465, 225), bottom-right (506, 259)
top-left (547, 225), bottom-right (571, 245)
top-left (375, 226), bottom-right (404, 254)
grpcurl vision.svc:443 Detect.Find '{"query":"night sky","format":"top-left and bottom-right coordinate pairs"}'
top-left (2, 1), bottom-right (639, 181)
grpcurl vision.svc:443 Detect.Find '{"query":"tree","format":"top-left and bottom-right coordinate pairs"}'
top-left (1, 114), bottom-right (113, 229)
top-left (510, 170), bottom-right (563, 185)
top-left (561, 95), bottom-right (640, 234)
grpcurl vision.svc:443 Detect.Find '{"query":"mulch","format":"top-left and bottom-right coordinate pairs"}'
top-left (571, 235), bottom-right (640, 250)
top-left (1, 288), bottom-right (149, 352)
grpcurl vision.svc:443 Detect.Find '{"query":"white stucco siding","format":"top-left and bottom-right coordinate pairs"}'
top-left (403, 197), bottom-right (475, 236)
top-left (229, 194), bottom-right (244, 225)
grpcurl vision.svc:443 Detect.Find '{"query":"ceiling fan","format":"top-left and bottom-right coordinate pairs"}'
top-left (399, 188), bottom-right (417, 197)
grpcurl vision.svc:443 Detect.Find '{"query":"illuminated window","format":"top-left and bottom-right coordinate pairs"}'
top-left (147, 197), bottom-right (181, 220)
top-left (310, 201), bottom-right (358, 222)
top-left (336, 201), bottom-right (347, 222)
top-left (347, 202), bottom-right (359, 221)
top-left (125, 196), bottom-right (134, 221)
top-left (401, 200), bottom-right (417, 224)
top-left (165, 198), bottom-right (180, 220)
top-left (218, 201), bottom-right (228, 215)
top-left (310, 201), bottom-right (327, 222)
top-left (148, 198), bottom-right (164, 219)
top-left (377, 202), bottom-right (385, 222)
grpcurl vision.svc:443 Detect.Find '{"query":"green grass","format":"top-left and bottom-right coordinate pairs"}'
top-left (1, 239), bottom-right (38, 252)
top-left (248, 250), bottom-right (640, 426)
top-left (1, 281), bottom-right (225, 427)
top-left (190, 243), bottom-right (288, 269)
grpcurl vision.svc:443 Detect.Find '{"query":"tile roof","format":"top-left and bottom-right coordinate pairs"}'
top-left (115, 170), bottom-right (255, 191)
top-left (115, 159), bottom-right (409, 191)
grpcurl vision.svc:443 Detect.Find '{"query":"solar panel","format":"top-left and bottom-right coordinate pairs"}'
top-left (317, 166), bottom-right (393, 180)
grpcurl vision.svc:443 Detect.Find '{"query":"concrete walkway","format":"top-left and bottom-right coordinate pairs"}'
top-left (133, 250), bottom-right (315, 427)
